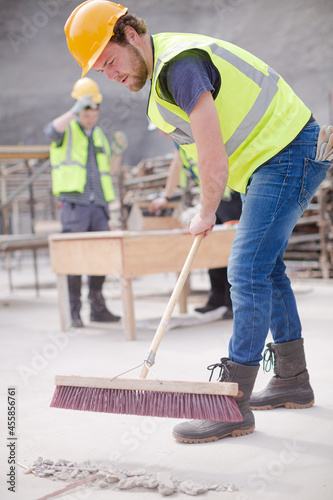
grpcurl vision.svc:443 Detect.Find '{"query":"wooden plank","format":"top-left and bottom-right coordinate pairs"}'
top-left (295, 215), bottom-right (320, 225)
top-left (284, 252), bottom-right (319, 260)
top-left (0, 145), bottom-right (50, 160)
top-left (285, 260), bottom-right (320, 269)
top-left (0, 235), bottom-right (49, 251)
top-left (49, 236), bottom-right (123, 275)
top-left (135, 202), bottom-right (181, 209)
top-left (49, 230), bottom-right (128, 241)
top-left (288, 233), bottom-right (320, 244)
top-left (286, 243), bottom-right (321, 251)
top-left (122, 229), bottom-right (235, 277)
top-left (124, 171), bottom-right (168, 187)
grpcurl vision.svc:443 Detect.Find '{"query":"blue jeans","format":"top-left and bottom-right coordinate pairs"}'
top-left (227, 121), bottom-right (330, 365)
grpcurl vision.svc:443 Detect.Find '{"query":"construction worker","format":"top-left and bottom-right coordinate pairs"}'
top-left (44, 77), bottom-right (127, 328)
top-left (149, 136), bottom-right (242, 319)
top-left (63, 1), bottom-right (331, 443)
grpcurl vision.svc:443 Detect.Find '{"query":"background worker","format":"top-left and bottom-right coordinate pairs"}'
top-left (64, 1), bottom-right (331, 443)
top-left (150, 139), bottom-right (242, 319)
top-left (44, 77), bottom-right (127, 328)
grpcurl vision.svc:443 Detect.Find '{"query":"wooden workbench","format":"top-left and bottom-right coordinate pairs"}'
top-left (48, 227), bottom-right (236, 340)
top-left (0, 234), bottom-right (49, 295)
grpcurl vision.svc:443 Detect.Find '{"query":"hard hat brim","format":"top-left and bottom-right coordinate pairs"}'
top-left (80, 41), bottom-right (109, 78)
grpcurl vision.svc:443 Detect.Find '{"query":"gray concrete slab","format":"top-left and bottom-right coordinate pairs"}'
top-left (0, 257), bottom-right (332, 499)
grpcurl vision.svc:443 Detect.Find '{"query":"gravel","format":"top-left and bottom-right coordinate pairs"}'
top-left (26, 456), bottom-right (239, 496)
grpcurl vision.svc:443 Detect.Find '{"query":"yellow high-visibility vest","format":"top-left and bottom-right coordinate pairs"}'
top-left (148, 33), bottom-right (311, 193)
top-left (50, 120), bottom-right (115, 201)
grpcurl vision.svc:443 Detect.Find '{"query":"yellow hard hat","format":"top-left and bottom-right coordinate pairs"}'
top-left (64, 0), bottom-right (128, 78)
top-left (71, 77), bottom-right (103, 104)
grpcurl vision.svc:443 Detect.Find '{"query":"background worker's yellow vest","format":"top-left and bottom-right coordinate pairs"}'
top-left (148, 33), bottom-right (311, 193)
top-left (50, 120), bottom-right (115, 202)
top-left (178, 146), bottom-right (232, 201)
top-left (178, 147), bottom-right (199, 187)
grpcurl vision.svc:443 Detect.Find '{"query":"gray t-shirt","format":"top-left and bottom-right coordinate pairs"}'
top-left (158, 49), bottom-right (221, 115)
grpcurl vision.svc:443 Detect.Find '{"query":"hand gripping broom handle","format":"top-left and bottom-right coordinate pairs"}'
top-left (140, 232), bottom-right (204, 379)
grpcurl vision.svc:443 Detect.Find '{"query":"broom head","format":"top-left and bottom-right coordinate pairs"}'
top-left (50, 376), bottom-right (243, 422)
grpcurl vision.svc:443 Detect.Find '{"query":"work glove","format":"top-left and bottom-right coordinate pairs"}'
top-left (110, 130), bottom-right (128, 155)
top-left (70, 94), bottom-right (97, 115)
top-left (180, 203), bottom-right (201, 227)
top-left (149, 196), bottom-right (168, 214)
top-left (315, 125), bottom-right (333, 161)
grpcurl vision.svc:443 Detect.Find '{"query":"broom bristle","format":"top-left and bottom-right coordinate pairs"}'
top-left (50, 385), bottom-right (243, 422)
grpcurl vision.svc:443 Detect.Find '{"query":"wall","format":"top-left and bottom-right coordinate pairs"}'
top-left (1, 0), bottom-right (333, 166)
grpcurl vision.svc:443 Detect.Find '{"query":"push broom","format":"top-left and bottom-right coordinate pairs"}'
top-left (50, 233), bottom-right (242, 422)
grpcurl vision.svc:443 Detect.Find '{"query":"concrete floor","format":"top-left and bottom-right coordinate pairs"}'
top-left (1, 255), bottom-right (333, 500)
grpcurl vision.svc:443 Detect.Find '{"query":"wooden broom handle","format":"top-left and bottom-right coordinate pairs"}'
top-left (140, 232), bottom-right (204, 379)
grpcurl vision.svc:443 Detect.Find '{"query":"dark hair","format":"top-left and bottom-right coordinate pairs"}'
top-left (111, 13), bottom-right (148, 45)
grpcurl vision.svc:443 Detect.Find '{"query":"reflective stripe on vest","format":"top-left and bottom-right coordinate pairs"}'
top-left (93, 127), bottom-right (115, 202)
top-left (52, 124), bottom-right (85, 168)
top-left (148, 34), bottom-right (311, 193)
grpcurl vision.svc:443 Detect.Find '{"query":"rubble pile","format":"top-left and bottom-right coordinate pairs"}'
top-left (25, 457), bottom-right (239, 497)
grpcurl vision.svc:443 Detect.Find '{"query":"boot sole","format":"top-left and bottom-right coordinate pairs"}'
top-left (172, 425), bottom-right (255, 444)
top-left (251, 399), bottom-right (314, 410)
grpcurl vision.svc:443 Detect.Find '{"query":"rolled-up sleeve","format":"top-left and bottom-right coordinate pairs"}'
top-left (43, 121), bottom-right (65, 146)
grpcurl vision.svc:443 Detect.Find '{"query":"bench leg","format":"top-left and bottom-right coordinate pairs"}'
top-left (5, 251), bottom-right (13, 292)
top-left (32, 249), bottom-right (40, 297)
top-left (120, 276), bottom-right (136, 340)
top-left (57, 274), bottom-right (71, 331)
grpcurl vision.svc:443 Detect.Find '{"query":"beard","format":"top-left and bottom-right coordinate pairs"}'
top-left (127, 44), bottom-right (148, 92)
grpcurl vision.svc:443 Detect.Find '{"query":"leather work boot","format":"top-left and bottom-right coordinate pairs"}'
top-left (88, 276), bottom-right (121, 323)
top-left (89, 289), bottom-right (121, 322)
top-left (90, 307), bottom-right (121, 323)
top-left (250, 338), bottom-right (314, 410)
top-left (71, 309), bottom-right (84, 328)
top-left (68, 275), bottom-right (84, 328)
top-left (172, 358), bottom-right (259, 443)
top-left (195, 268), bottom-right (232, 317)
top-left (194, 303), bottom-right (233, 319)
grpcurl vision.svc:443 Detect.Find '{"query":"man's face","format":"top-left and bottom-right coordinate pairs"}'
top-left (78, 107), bottom-right (99, 130)
top-left (93, 41), bottom-right (148, 92)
